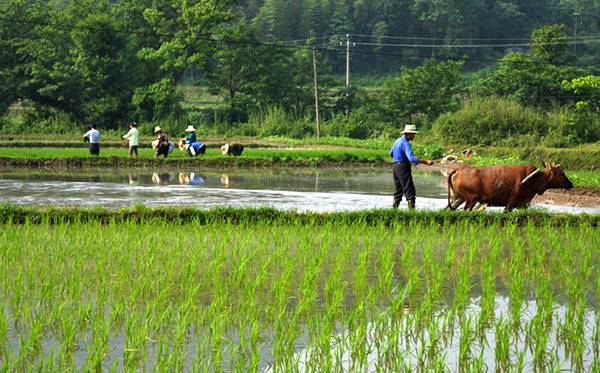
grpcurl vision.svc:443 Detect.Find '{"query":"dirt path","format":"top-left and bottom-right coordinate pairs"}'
top-left (426, 163), bottom-right (600, 209)
top-left (533, 188), bottom-right (600, 208)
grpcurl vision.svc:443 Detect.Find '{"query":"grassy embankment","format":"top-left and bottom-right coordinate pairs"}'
top-left (1, 204), bottom-right (599, 226)
top-left (0, 147), bottom-right (390, 169)
top-left (0, 207), bottom-right (597, 371)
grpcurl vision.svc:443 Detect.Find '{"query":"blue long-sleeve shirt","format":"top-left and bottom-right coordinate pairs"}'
top-left (389, 135), bottom-right (419, 164)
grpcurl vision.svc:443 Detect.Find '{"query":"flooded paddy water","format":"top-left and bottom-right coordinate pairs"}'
top-left (3, 296), bottom-right (597, 371)
top-left (1, 167), bottom-right (599, 214)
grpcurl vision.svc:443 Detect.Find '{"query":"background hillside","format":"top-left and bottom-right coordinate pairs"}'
top-left (1, 0), bottom-right (599, 146)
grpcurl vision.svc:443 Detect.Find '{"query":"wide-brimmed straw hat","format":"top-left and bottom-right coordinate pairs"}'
top-left (402, 124), bottom-right (419, 134)
top-left (154, 126), bottom-right (162, 133)
top-left (185, 125), bottom-right (196, 132)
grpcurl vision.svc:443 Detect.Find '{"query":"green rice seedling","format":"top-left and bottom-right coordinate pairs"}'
top-left (0, 304), bottom-right (7, 361)
top-left (515, 347), bottom-right (526, 372)
top-left (495, 317), bottom-right (512, 372)
top-left (479, 234), bottom-right (499, 330)
top-left (415, 327), bottom-right (427, 371)
top-left (85, 313), bottom-right (111, 372)
top-left (123, 316), bottom-right (144, 369)
top-left (452, 261), bottom-right (472, 321)
top-left (59, 315), bottom-right (78, 366)
top-left (348, 302), bottom-right (369, 371)
top-left (507, 232), bottom-right (526, 335)
top-left (15, 313), bottom-right (45, 370)
top-left (458, 315), bottom-right (477, 371)
top-left (469, 349), bottom-right (486, 373)
top-left (425, 317), bottom-right (444, 368)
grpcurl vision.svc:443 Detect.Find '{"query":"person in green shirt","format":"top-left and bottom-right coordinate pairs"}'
top-left (122, 122), bottom-right (139, 157)
top-left (185, 125), bottom-right (197, 144)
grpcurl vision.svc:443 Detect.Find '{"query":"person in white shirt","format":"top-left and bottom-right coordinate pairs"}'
top-left (122, 122), bottom-right (139, 157)
top-left (83, 124), bottom-right (100, 156)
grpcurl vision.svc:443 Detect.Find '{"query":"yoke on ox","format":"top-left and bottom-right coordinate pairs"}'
top-left (446, 162), bottom-right (573, 211)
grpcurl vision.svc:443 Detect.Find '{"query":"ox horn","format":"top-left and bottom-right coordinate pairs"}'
top-left (542, 161), bottom-right (551, 169)
top-left (522, 169), bottom-right (543, 184)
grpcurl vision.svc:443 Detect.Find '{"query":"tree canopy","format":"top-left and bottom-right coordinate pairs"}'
top-left (0, 0), bottom-right (598, 142)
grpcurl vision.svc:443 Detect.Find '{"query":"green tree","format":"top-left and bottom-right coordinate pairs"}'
top-left (531, 24), bottom-right (572, 65)
top-left (559, 75), bottom-right (600, 143)
top-left (382, 60), bottom-right (464, 126)
top-left (70, 13), bottom-right (132, 127)
top-left (1, 0), bottom-right (140, 128)
top-left (477, 24), bottom-right (585, 108)
top-left (477, 52), bottom-right (584, 107)
top-left (138, 0), bottom-right (232, 85)
top-left (0, 0), bottom-right (35, 115)
top-left (205, 24), bottom-right (311, 122)
top-left (133, 0), bottom-right (232, 121)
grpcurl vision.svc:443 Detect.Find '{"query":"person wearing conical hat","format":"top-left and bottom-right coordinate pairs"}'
top-left (389, 124), bottom-right (434, 209)
top-left (154, 126), bottom-right (170, 158)
top-left (184, 125), bottom-right (197, 144)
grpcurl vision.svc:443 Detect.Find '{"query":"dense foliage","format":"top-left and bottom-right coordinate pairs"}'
top-left (1, 0), bottom-right (599, 145)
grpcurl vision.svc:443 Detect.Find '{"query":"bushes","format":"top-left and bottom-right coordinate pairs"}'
top-left (478, 145), bottom-right (600, 171)
top-left (247, 107), bottom-right (314, 138)
top-left (545, 108), bottom-right (600, 146)
top-left (432, 96), bottom-right (547, 146)
top-left (381, 60), bottom-right (463, 127)
top-left (0, 110), bottom-right (81, 135)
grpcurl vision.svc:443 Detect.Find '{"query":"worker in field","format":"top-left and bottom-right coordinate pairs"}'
top-left (153, 126), bottom-right (171, 158)
top-left (83, 124), bottom-right (100, 156)
top-left (184, 125), bottom-right (197, 144)
top-left (389, 124), bottom-right (434, 209)
top-left (122, 121), bottom-right (139, 157)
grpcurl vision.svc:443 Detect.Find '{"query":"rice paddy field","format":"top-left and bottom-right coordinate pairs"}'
top-left (0, 209), bottom-right (598, 371)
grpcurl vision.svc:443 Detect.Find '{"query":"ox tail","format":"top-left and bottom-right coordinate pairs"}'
top-left (446, 168), bottom-right (459, 210)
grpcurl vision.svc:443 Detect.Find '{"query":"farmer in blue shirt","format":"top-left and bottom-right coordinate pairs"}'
top-left (389, 125), bottom-right (434, 209)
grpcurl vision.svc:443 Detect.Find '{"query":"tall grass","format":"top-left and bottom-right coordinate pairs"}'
top-left (0, 216), bottom-right (597, 370)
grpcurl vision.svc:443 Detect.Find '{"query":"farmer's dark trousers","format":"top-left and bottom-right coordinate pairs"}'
top-left (392, 162), bottom-right (415, 207)
top-left (89, 143), bottom-right (100, 156)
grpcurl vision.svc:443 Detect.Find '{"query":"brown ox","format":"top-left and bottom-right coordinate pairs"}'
top-left (446, 162), bottom-right (573, 211)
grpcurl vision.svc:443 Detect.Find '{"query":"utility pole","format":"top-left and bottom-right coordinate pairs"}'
top-left (345, 34), bottom-right (351, 86)
top-left (344, 34), bottom-right (356, 86)
top-left (339, 34), bottom-right (355, 86)
top-left (574, 11), bottom-right (581, 55)
top-left (312, 48), bottom-right (321, 139)
top-left (339, 34), bottom-right (355, 116)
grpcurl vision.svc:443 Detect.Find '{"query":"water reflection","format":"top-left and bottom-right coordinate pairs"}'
top-left (128, 174), bottom-right (138, 185)
top-left (151, 173), bottom-right (171, 185)
top-left (220, 174), bottom-right (230, 187)
top-left (1, 168), bottom-right (596, 213)
top-left (178, 172), bottom-right (205, 186)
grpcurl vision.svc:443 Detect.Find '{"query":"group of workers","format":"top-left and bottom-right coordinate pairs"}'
top-left (85, 122), bottom-right (433, 210)
top-left (83, 123), bottom-right (206, 158)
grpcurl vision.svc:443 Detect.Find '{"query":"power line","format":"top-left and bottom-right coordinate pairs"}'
top-left (352, 40), bottom-right (600, 49)
top-left (0, 15), bottom-right (596, 69)
top-left (348, 32), bottom-right (600, 42)
top-left (281, 35), bottom-right (336, 44)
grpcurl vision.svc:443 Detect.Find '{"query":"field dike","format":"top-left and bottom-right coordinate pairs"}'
top-left (0, 210), bottom-right (597, 371)
top-left (0, 204), bottom-right (599, 226)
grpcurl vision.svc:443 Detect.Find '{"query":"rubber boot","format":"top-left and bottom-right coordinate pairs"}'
top-left (392, 199), bottom-right (400, 208)
top-left (407, 199), bottom-right (416, 210)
